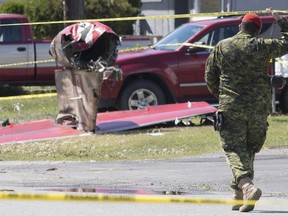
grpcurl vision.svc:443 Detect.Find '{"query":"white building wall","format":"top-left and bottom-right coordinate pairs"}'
top-left (138, 0), bottom-right (195, 37)
top-left (229, 0), bottom-right (288, 11)
top-left (140, 0), bottom-right (174, 36)
top-left (139, 0), bottom-right (288, 37)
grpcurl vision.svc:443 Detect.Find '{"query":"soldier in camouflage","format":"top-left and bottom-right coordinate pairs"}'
top-left (205, 8), bottom-right (288, 212)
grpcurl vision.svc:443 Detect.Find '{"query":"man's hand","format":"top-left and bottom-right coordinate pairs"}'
top-left (266, 8), bottom-right (281, 21)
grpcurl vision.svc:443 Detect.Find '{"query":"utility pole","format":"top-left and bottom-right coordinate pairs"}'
top-left (221, 0), bottom-right (225, 12)
top-left (193, 0), bottom-right (200, 13)
top-left (63, 0), bottom-right (85, 26)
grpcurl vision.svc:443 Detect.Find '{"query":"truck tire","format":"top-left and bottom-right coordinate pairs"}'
top-left (118, 80), bottom-right (166, 110)
top-left (280, 87), bottom-right (288, 113)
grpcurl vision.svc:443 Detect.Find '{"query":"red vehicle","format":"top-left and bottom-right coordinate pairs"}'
top-left (101, 15), bottom-right (288, 113)
top-left (0, 14), bottom-right (59, 84)
top-left (2, 14), bottom-right (288, 113)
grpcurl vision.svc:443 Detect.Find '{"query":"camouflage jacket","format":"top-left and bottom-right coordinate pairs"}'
top-left (205, 18), bottom-right (288, 114)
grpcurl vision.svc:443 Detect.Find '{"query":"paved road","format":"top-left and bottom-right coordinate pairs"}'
top-left (0, 148), bottom-right (287, 216)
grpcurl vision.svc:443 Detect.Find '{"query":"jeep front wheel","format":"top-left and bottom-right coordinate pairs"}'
top-left (118, 80), bottom-right (166, 110)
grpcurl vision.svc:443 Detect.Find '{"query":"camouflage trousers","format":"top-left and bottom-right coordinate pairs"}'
top-left (219, 110), bottom-right (269, 190)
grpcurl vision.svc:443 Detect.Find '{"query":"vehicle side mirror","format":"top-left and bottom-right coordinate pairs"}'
top-left (185, 42), bottom-right (207, 55)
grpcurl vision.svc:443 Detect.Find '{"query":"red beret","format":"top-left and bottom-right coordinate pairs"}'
top-left (242, 13), bottom-right (262, 28)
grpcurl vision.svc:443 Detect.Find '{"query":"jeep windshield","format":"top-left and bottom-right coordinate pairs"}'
top-left (153, 24), bottom-right (203, 51)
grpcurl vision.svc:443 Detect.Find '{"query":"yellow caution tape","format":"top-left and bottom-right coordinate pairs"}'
top-left (0, 9), bottom-right (287, 69)
top-left (0, 59), bottom-right (56, 68)
top-left (119, 46), bottom-right (150, 52)
top-left (0, 43), bottom-right (212, 68)
top-left (155, 43), bottom-right (214, 49)
top-left (0, 93), bottom-right (57, 101)
top-left (0, 191), bottom-right (287, 206)
top-left (0, 42), bottom-right (285, 68)
top-left (276, 59), bottom-right (288, 66)
top-left (0, 10), bottom-right (287, 27)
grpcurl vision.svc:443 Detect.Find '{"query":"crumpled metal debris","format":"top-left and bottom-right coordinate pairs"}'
top-left (0, 118), bottom-right (10, 127)
top-left (49, 22), bottom-right (122, 81)
top-left (50, 21), bottom-right (123, 132)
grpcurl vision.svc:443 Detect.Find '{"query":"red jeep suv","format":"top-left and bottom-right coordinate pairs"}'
top-left (100, 15), bottom-right (288, 113)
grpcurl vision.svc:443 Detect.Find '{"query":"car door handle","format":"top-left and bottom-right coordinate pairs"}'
top-left (17, 47), bottom-right (26, 52)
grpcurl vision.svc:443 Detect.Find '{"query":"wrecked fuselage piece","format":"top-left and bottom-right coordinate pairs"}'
top-left (49, 22), bottom-right (122, 132)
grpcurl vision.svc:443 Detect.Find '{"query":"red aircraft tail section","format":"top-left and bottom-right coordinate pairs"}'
top-left (96, 102), bottom-right (216, 133)
top-left (0, 119), bottom-right (86, 145)
top-left (0, 102), bottom-right (216, 144)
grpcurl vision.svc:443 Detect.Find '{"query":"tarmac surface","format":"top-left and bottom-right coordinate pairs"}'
top-left (0, 148), bottom-right (288, 216)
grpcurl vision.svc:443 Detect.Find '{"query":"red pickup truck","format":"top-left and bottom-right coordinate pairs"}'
top-left (101, 15), bottom-right (288, 113)
top-left (0, 13), bottom-right (58, 84)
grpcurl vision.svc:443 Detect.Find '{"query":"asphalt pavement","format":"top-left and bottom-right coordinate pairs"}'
top-left (0, 148), bottom-right (287, 216)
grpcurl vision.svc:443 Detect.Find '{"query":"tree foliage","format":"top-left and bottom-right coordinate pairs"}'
top-left (24, 0), bottom-right (64, 39)
top-left (85, 0), bottom-right (141, 35)
top-left (0, 1), bottom-right (25, 14)
top-left (0, 0), bottom-right (142, 39)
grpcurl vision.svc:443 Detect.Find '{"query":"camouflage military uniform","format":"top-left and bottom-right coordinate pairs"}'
top-left (205, 17), bottom-right (288, 189)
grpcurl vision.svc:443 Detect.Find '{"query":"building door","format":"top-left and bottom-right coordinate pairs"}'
top-left (174, 0), bottom-right (189, 28)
